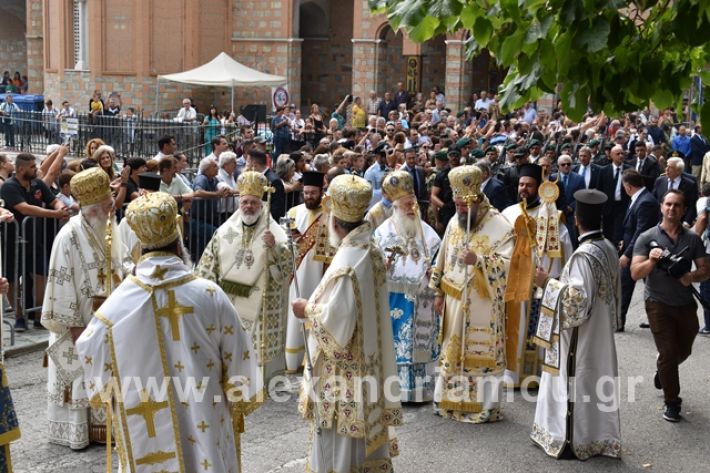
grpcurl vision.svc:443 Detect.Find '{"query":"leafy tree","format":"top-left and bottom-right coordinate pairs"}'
top-left (370, 0), bottom-right (710, 122)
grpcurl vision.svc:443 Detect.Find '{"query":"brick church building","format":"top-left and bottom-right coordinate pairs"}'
top-left (5, 0), bottom-right (504, 115)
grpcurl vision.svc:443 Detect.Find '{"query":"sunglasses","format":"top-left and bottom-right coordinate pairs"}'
top-left (559, 163), bottom-right (571, 167)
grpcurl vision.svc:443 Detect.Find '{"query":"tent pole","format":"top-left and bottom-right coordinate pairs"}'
top-left (231, 80), bottom-right (234, 115)
top-left (155, 78), bottom-right (160, 116)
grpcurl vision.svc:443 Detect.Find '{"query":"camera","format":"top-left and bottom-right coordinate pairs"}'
top-left (649, 240), bottom-right (691, 279)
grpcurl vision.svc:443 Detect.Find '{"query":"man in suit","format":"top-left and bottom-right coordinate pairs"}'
top-left (573, 146), bottom-right (602, 190)
top-left (600, 145), bottom-right (632, 247)
top-left (401, 146), bottom-right (427, 216)
top-left (248, 149), bottom-right (286, 221)
top-left (631, 141), bottom-right (661, 191)
top-left (690, 125), bottom-right (710, 179)
top-left (653, 156), bottom-right (698, 226)
top-left (475, 159), bottom-right (511, 211)
top-left (619, 169), bottom-right (660, 331)
top-left (556, 154), bottom-right (585, 247)
top-left (500, 146), bottom-right (531, 204)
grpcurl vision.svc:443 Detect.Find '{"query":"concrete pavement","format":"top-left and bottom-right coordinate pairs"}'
top-left (4, 285), bottom-right (709, 473)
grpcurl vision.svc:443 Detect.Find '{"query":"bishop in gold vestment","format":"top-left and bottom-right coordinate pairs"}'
top-left (430, 165), bottom-right (515, 423)
top-left (197, 171), bottom-right (292, 378)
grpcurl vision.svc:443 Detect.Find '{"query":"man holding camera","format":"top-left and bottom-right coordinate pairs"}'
top-left (631, 190), bottom-right (709, 422)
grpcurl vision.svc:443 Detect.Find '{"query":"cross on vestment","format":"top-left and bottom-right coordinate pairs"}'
top-left (126, 393), bottom-right (169, 438)
top-left (62, 346), bottom-right (79, 364)
top-left (55, 266), bottom-right (73, 285)
top-left (156, 289), bottom-right (194, 341)
top-left (197, 420), bottom-right (209, 433)
top-left (223, 227), bottom-right (240, 244)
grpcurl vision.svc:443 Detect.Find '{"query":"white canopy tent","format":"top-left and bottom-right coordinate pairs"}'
top-left (156, 52), bottom-right (287, 113)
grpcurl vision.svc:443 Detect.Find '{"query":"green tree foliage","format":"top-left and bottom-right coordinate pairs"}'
top-left (370, 0), bottom-right (710, 122)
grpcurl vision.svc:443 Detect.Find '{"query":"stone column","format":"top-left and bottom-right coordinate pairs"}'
top-left (444, 37), bottom-right (467, 114)
top-left (26, 0), bottom-right (44, 93)
top-left (351, 39), bottom-right (379, 98)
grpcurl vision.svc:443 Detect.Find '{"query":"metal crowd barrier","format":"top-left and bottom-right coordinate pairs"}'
top-left (2, 111), bottom-right (269, 166)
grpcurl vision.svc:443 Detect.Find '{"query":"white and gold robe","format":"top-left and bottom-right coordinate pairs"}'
top-left (365, 200), bottom-right (393, 230)
top-left (299, 222), bottom-right (402, 473)
top-left (76, 255), bottom-right (264, 473)
top-left (531, 232), bottom-right (622, 460)
top-left (430, 207), bottom-right (514, 423)
top-left (41, 215), bottom-right (124, 449)
top-left (197, 210), bottom-right (291, 378)
top-left (284, 203), bottom-right (334, 373)
top-left (374, 216), bottom-right (441, 402)
top-left (501, 202), bottom-right (573, 387)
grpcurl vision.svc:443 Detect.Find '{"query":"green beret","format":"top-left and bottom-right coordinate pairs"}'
top-left (505, 142), bottom-right (518, 151)
top-left (456, 137), bottom-right (472, 148)
top-left (469, 149), bottom-right (485, 159)
top-left (434, 150), bottom-right (450, 160)
top-left (588, 138), bottom-right (600, 147)
top-left (485, 146), bottom-right (497, 154)
top-left (528, 139), bottom-right (541, 147)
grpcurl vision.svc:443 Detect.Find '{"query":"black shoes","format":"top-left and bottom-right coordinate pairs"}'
top-left (663, 404), bottom-right (682, 422)
top-left (640, 322), bottom-right (650, 328)
top-left (654, 371), bottom-right (662, 390)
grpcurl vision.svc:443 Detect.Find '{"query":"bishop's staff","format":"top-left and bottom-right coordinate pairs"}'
top-left (259, 184), bottom-right (275, 371)
top-left (279, 215), bottom-right (328, 464)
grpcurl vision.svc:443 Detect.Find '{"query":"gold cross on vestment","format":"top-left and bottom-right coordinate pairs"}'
top-left (174, 361), bottom-right (184, 372)
top-left (97, 268), bottom-right (106, 289)
top-left (205, 287), bottom-right (216, 296)
top-left (126, 392), bottom-right (169, 438)
top-left (156, 289), bottom-right (194, 341)
top-left (223, 325), bottom-right (234, 335)
top-left (197, 420), bottom-right (209, 433)
top-left (191, 343), bottom-right (201, 353)
top-left (150, 265), bottom-right (169, 280)
top-left (201, 458), bottom-right (211, 470)
top-left (206, 324), bottom-right (216, 335)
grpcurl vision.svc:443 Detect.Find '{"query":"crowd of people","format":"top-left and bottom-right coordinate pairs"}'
top-left (0, 84), bottom-right (707, 471)
top-left (0, 71), bottom-right (28, 94)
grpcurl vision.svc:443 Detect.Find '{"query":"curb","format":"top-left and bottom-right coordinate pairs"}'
top-left (4, 339), bottom-right (48, 358)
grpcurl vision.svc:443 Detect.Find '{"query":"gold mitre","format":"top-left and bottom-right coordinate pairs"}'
top-left (125, 192), bottom-right (179, 250)
top-left (382, 170), bottom-right (414, 202)
top-left (238, 171), bottom-right (268, 198)
top-left (71, 167), bottom-right (111, 206)
top-left (449, 165), bottom-right (483, 201)
top-left (329, 174), bottom-right (372, 223)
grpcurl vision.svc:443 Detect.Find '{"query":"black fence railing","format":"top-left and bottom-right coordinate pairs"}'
top-left (1, 111), bottom-right (272, 167)
top-left (0, 187), bottom-right (304, 349)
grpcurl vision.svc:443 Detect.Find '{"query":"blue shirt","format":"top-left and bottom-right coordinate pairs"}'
top-left (672, 134), bottom-right (691, 158)
top-left (192, 174), bottom-right (218, 222)
top-left (271, 115), bottom-right (290, 138)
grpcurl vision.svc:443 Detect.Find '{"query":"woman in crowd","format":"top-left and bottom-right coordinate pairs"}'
top-left (85, 138), bottom-right (105, 160)
top-left (275, 155), bottom-right (302, 210)
top-left (203, 106), bottom-right (221, 154)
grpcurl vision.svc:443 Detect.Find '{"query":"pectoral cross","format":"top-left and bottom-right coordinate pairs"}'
top-left (62, 346), bottom-right (79, 364)
top-left (97, 268), bottom-right (106, 289)
top-left (156, 290), bottom-right (194, 341)
top-left (126, 393), bottom-right (169, 438)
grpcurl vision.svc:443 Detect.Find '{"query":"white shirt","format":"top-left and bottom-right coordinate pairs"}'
top-left (667, 176), bottom-right (680, 190)
top-left (613, 164), bottom-right (623, 201)
top-left (629, 187), bottom-right (644, 208)
top-left (577, 164), bottom-right (591, 188)
top-left (474, 98), bottom-right (493, 111)
top-left (175, 106), bottom-right (197, 122)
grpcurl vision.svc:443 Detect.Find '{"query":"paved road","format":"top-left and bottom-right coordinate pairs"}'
top-left (5, 286), bottom-right (709, 472)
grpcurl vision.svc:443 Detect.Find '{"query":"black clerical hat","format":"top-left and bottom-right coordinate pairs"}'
top-left (519, 163), bottom-right (542, 183)
top-left (574, 189), bottom-right (607, 228)
top-left (138, 172), bottom-right (162, 191)
top-left (302, 171), bottom-right (325, 188)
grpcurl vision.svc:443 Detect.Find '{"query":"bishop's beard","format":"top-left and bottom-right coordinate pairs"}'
top-left (392, 210), bottom-right (418, 238)
top-left (457, 208), bottom-right (478, 230)
top-left (177, 237), bottom-right (192, 267)
top-left (241, 210), bottom-right (260, 226)
top-left (328, 213), bottom-right (342, 248)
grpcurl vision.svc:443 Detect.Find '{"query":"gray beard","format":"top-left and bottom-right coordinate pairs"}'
top-left (178, 238), bottom-right (192, 267)
top-left (457, 210), bottom-right (477, 230)
top-left (241, 211), bottom-right (260, 226)
top-left (328, 214), bottom-right (342, 248)
top-left (392, 211), bottom-right (418, 239)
